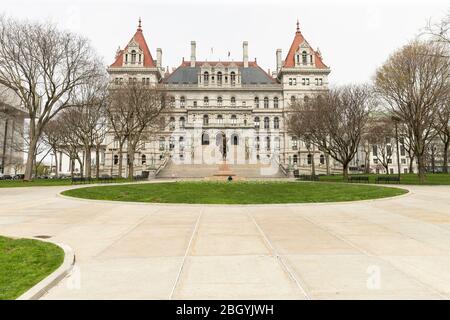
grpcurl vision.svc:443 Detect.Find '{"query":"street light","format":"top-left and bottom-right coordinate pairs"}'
top-left (391, 115), bottom-right (401, 180)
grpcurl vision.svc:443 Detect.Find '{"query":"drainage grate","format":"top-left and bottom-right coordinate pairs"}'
top-left (34, 235), bottom-right (52, 239)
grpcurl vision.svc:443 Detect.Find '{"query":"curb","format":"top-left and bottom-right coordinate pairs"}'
top-left (17, 241), bottom-right (75, 300)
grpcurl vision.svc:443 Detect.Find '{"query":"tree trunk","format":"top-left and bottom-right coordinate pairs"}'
top-left (70, 158), bottom-right (74, 177)
top-left (443, 140), bottom-right (449, 174)
top-left (84, 146), bottom-right (91, 179)
top-left (417, 153), bottom-right (426, 183)
top-left (95, 147), bottom-right (100, 179)
top-left (342, 163), bottom-right (349, 181)
top-left (311, 147), bottom-right (316, 177)
top-left (127, 145), bottom-right (135, 180)
top-left (24, 135), bottom-right (39, 181)
top-left (118, 143), bottom-right (123, 178)
top-left (78, 157), bottom-right (84, 179)
top-left (54, 150), bottom-right (59, 178)
top-left (409, 156), bottom-right (414, 174)
top-left (326, 154), bottom-right (331, 175)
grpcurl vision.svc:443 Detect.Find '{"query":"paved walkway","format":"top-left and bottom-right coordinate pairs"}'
top-left (1, 184), bottom-right (450, 299)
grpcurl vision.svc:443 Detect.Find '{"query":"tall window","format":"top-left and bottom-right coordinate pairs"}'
top-left (131, 50), bottom-right (137, 64)
top-left (292, 137), bottom-right (298, 150)
top-left (217, 96), bottom-right (223, 106)
top-left (169, 117), bottom-right (175, 130)
top-left (141, 154), bottom-right (146, 165)
top-left (179, 117), bottom-right (185, 129)
top-left (203, 71), bottom-right (209, 85)
top-left (170, 96), bottom-right (175, 108)
top-left (217, 115), bottom-right (223, 124)
top-left (114, 155), bottom-right (119, 165)
top-left (307, 154), bottom-right (312, 165)
top-left (203, 96), bottom-right (209, 106)
top-left (320, 154), bottom-right (325, 164)
top-left (266, 136), bottom-right (271, 150)
top-left (254, 117), bottom-right (260, 129)
top-left (230, 71), bottom-right (236, 85)
top-left (302, 51), bottom-right (307, 64)
top-left (264, 97), bottom-right (269, 109)
top-left (203, 115), bottom-right (209, 125)
top-left (273, 97), bottom-right (279, 108)
top-left (254, 97), bottom-right (259, 108)
top-left (231, 114), bottom-right (237, 125)
top-left (290, 96), bottom-right (296, 105)
top-left (232, 135), bottom-right (238, 145)
top-left (180, 96), bottom-right (186, 108)
top-left (217, 72), bottom-right (222, 85)
top-left (274, 117), bottom-right (279, 129)
top-left (159, 137), bottom-right (165, 151)
top-left (202, 133), bottom-right (210, 145)
top-left (231, 96), bottom-right (236, 106)
top-left (264, 117), bottom-right (270, 129)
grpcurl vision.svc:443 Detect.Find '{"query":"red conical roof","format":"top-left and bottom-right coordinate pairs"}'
top-left (283, 22), bottom-right (328, 69)
top-left (110, 19), bottom-right (156, 68)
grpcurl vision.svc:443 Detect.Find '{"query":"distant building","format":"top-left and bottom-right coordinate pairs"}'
top-left (0, 85), bottom-right (26, 175)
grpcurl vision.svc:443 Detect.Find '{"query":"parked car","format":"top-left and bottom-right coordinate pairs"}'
top-left (13, 174), bottom-right (25, 180)
top-left (0, 174), bottom-right (13, 180)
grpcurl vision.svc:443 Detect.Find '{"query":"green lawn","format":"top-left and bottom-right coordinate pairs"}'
top-left (0, 178), bottom-right (130, 188)
top-left (318, 173), bottom-right (450, 185)
top-left (61, 181), bottom-right (407, 204)
top-left (0, 236), bottom-right (64, 300)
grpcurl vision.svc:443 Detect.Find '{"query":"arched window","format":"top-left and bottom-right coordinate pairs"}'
top-left (203, 71), bottom-right (209, 84)
top-left (254, 116), bottom-right (260, 128)
top-left (273, 97), bottom-right (279, 108)
top-left (230, 71), bottom-right (236, 85)
top-left (264, 97), bottom-right (269, 109)
top-left (303, 95), bottom-right (310, 105)
top-left (159, 137), bottom-right (165, 151)
top-left (231, 96), bottom-right (236, 106)
top-left (114, 154), bottom-right (119, 165)
top-left (169, 137), bottom-right (175, 150)
top-left (217, 115), bottom-right (223, 124)
top-left (307, 154), bottom-right (312, 165)
top-left (169, 96), bottom-right (175, 108)
top-left (203, 114), bottom-right (209, 125)
top-left (232, 135), bottom-right (239, 145)
top-left (290, 96), bottom-right (296, 105)
top-left (131, 50), bottom-right (137, 64)
top-left (264, 117), bottom-right (270, 129)
top-left (180, 96), bottom-right (186, 108)
top-left (204, 96), bottom-right (209, 106)
top-left (302, 51), bottom-right (307, 64)
top-left (292, 137), bottom-right (298, 150)
top-left (266, 136), bottom-right (271, 150)
top-left (179, 136), bottom-right (185, 151)
top-left (231, 114), bottom-right (237, 125)
top-left (217, 96), bottom-right (222, 106)
top-left (217, 72), bottom-right (222, 85)
top-left (254, 97), bottom-right (259, 108)
top-left (320, 154), bottom-right (325, 165)
top-left (179, 117), bottom-right (185, 129)
top-left (202, 133), bottom-right (210, 145)
top-left (141, 154), bottom-right (146, 165)
top-left (169, 117), bottom-right (175, 130)
top-left (274, 117), bottom-right (279, 129)
top-left (293, 154), bottom-right (298, 164)
top-left (275, 137), bottom-right (280, 149)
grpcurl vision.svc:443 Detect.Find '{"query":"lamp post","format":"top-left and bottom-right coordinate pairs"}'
top-left (391, 115), bottom-right (401, 180)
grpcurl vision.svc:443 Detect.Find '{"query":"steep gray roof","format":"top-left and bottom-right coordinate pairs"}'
top-left (163, 63), bottom-right (277, 85)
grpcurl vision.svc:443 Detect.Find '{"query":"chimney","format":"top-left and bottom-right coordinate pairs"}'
top-left (156, 48), bottom-right (162, 68)
top-left (276, 49), bottom-right (282, 73)
top-left (243, 41), bottom-right (248, 68)
top-left (190, 41), bottom-right (196, 67)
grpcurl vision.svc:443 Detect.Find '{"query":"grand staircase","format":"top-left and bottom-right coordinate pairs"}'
top-left (156, 160), bottom-right (287, 179)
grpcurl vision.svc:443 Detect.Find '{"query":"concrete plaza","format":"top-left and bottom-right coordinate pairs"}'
top-left (1, 183), bottom-right (450, 299)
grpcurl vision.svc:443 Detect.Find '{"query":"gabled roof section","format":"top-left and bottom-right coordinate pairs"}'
top-left (110, 19), bottom-right (156, 68)
top-left (163, 61), bottom-right (277, 85)
top-left (283, 21), bottom-right (328, 69)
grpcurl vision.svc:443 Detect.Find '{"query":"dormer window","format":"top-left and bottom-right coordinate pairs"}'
top-left (131, 50), bottom-right (137, 64)
top-left (302, 51), bottom-right (307, 64)
top-left (217, 72), bottom-right (222, 86)
top-left (217, 96), bottom-right (223, 106)
top-left (230, 71), bottom-right (236, 85)
top-left (203, 72), bottom-right (209, 85)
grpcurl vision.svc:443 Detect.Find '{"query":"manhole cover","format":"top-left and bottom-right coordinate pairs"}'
top-left (34, 235), bottom-right (52, 239)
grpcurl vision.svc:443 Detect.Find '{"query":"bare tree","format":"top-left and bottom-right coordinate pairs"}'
top-left (42, 119), bottom-right (63, 178)
top-left (0, 16), bottom-right (103, 180)
top-left (366, 116), bottom-right (395, 174)
top-left (107, 83), bottom-right (166, 179)
top-left (434, 95), bottom-right (450, 173)
top-left (58, 110), bottom-right (84, 177)
top-left (425, 11), bottom-right (450, 45)
top-left (63, 77), bottom-right (108, 178)
top-left (375, 40), bottom-right (450, 182)
top-left (288, 85), bottom-right (373, 179)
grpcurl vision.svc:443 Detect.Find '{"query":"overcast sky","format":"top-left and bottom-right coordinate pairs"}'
top-left (2, 0), bottom-right (449, 85)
